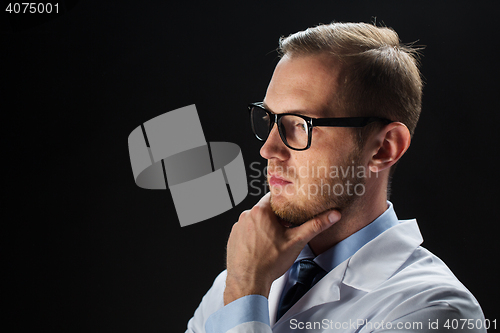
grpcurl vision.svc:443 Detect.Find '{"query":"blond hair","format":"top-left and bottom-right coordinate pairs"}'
top-left (279, 22), bottom-right (423, 141)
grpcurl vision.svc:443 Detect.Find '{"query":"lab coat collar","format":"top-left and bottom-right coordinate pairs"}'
top-left (342, 219), bottom-right (423, 291)
top-left (271, 219), bottom-right (423, 326)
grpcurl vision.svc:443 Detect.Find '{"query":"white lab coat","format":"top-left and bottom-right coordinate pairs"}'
top-left (186, 220), bottom-right (486, 332)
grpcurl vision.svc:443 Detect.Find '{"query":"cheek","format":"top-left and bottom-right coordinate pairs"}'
top-left (293, 131), bottom-right (356, 180)
top-left (291, 154), bottom-right (334, 183)
top-left (320, 129), bottom-right (357, 155)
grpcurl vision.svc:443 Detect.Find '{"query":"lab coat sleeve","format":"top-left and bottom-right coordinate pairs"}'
top-left (185, 271), bottom-right (273, 333)
top-left (185, 271), bottom-right (226, 333)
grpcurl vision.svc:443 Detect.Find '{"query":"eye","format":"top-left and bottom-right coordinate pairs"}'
top-left (296, 121), bottom-right (307, 132)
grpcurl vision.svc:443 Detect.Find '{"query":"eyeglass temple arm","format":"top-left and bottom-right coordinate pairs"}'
top-left (312, 117), bottom-right (392, 127)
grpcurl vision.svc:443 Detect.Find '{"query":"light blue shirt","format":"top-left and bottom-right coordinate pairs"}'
top-left (205, 202), bottom-right (400, 333)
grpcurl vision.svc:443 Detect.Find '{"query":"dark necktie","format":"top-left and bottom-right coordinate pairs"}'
top-left (276, 259), bottom-right (327, 321)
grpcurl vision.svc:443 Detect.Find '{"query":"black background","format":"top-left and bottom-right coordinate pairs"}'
top-left (3, 0), bottom-right (499, 331)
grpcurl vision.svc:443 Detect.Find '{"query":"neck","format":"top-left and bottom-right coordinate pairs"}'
top-left (308, 179), bottom-right (389, 256)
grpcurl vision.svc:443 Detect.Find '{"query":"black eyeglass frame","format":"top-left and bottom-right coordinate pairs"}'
top-left (248, 102), bottom-right (393, 151)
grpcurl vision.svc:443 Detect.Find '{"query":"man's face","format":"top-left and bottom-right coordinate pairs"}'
top-left (261, 53), bottom-right (365, 227)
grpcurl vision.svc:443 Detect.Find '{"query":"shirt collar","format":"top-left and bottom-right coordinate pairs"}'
top-left (296, 201), bottom-right (400, 272)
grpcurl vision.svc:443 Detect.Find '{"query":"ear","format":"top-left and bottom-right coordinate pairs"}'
top-left (368, 122), bottom-right (411, 173)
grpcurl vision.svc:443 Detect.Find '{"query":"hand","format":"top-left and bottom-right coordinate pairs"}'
top-left (223, 192), bottom-right (341, 305)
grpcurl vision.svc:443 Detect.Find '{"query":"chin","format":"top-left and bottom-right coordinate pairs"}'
top-left (269, 186), bottom-right (359, 227)
top-left (270, 193), bottom-right (321, 227)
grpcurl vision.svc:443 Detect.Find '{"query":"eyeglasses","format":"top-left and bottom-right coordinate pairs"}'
top-left (248, 102), bottom-right (392, 151)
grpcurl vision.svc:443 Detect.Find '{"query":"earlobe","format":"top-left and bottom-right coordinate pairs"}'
top-left (368, 122), bottom-right (411, 173)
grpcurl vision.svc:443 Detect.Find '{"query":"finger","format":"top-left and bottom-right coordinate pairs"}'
top-left (289, 209), bottom-right (341, 245)
top-left (255, 192), bottom-right (271, 207)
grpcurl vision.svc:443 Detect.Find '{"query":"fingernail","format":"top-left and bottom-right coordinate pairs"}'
top-left (328, 211), bottom-right (340, 224)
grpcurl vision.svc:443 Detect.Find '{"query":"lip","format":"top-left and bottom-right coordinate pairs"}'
top-left (268, 173), bottom-right (293, 187)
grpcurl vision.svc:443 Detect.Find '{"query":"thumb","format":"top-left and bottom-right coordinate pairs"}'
top-left (290, 209), bottom-right (341, 246)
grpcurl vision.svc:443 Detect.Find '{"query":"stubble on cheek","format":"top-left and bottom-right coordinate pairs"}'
top-left (268, 151), bottom-right (365, 227)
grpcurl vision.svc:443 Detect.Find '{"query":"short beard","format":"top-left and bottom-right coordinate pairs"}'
top-left (270, 149), bottom-right (365, 228)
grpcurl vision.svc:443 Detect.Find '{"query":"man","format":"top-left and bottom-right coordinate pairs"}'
top-left (186, 22), bottom-right (485, 332)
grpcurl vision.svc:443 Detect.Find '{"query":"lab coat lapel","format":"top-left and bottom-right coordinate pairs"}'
top-left (268, 273), bottom-right (287, 326)
top-left (271, 219), bottom-right (423, 326)
top-left (342, 219), bottom-right (423, 292)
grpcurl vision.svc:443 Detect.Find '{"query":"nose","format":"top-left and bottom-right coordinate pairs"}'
top-left (260, 123), bottom-right (290, 161)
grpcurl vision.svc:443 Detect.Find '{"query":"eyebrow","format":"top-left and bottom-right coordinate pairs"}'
top-left (262, 101), bottom-right (315, 118)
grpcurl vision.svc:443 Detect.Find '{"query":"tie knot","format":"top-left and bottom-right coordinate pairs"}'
top-left (297, 259), bottom-right (326, 287)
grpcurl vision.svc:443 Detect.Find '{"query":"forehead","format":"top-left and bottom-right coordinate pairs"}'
top-left (263, 53), bottom-right (341, 118)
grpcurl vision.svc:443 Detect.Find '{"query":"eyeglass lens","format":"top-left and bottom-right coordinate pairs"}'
top-left (250, 107), bottom-right (271, 141)
top-left (251, 106), bottom-right (309, 149)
